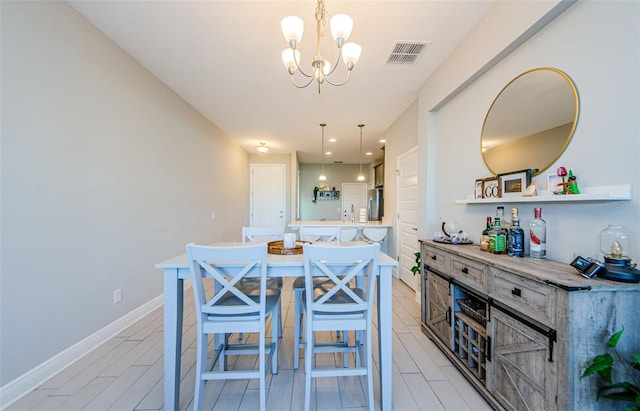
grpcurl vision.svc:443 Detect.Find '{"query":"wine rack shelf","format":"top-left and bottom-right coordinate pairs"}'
top-left (454, 312), bottom-right (487, 381)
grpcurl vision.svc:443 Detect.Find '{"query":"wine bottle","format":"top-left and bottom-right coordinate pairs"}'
top-left (480, 217), bottom-right (492, 252)
top-left (489, 217), bottom-right (507, 254)
top-left (508, 208), bottom-right (525, 257)
top-left (530, 207), bottom-right (547, 259)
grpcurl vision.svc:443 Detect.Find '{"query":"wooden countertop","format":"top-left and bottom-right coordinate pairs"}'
top-left (420, 239), bottom-right (640, 292)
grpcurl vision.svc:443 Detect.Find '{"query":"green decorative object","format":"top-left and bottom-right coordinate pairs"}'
top-left (410, 252), bottom-right (421, 275)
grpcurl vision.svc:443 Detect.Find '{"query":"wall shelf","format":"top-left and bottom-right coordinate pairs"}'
top-left (455, 184), bottom-right (632, 204)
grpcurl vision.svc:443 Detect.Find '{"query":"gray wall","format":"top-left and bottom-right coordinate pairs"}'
top-left (416, 0), bottom-right (639, 262)
top-left (298, 163), bottom-right (369, 221)
top-left (0, 1), bottom-right (249, 385)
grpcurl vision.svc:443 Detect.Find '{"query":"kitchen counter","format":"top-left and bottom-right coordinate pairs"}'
top-left (288, 220), bottom-right (391, 228)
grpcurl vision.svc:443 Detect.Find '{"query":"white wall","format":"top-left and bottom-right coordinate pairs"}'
top-left (0, 1), bottom-right (249, 387)
top-left (383, 99), bottom-right (419, 261)
top-left (418, 1), bottom-right (639, 262)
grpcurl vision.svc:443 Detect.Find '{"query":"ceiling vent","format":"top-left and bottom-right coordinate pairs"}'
top-left (387, 41), bottom-right (431, 65)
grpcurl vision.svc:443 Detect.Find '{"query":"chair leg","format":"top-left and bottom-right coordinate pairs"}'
top-left (272, 302), bottom-right (279, 375)
top-left (365, 328), bottom-right (374, 411)
top-left (194, 328), bottom-right (207, 411)
top-left (259, 324), bottom-right (267, 411)
top-left (304, 321), bottom-right (314, 411)
top-left (293, 289), bottom-right (303, 369)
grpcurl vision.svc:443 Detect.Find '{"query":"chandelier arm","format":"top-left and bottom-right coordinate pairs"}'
top-left (324, 69), bottom-right (352, 87)
top-left (289, 74), bottom-right (317, 89)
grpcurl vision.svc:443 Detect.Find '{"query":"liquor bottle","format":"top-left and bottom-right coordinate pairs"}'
top-left (489, 217), bottom-right (507, 254)
top-left (529, 207), bottom-right (547, 259)
top-left (480, 217), bottom-right (492, 252)
top-left (496, 205), bottom-right (511, 228)
top-left (507, 208), bottom-right (525, 257)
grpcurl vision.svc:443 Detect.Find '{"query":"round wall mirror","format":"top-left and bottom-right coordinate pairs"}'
top-left (481, 68), bottom-right (579, 176)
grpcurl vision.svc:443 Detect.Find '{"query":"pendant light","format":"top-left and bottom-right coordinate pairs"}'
top-left (356, 124), bottom-right (365, 181)
top-left (319, 123), bottom-right (327, 181)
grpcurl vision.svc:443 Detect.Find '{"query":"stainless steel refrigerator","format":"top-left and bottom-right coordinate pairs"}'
top-left (367, 188), bottom-right (383, 221)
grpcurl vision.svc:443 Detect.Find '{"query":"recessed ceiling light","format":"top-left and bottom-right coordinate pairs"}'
top-left (365, 152), bottom-right (373, 156)
top-left (329, 138), bottom-right (337, 143)
top-left (379, 139), bottom-right (386, 143)
top-left (325, 151), bottom-right (332, 155)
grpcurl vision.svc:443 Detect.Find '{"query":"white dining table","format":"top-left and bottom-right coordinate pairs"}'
top-left (156, 242), bottom-right (397, 411)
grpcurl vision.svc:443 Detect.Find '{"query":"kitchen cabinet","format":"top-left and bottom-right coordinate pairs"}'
top-left (419, 239), bottom-right (640, 411)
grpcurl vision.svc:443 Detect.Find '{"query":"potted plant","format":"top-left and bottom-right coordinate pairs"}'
top-left (581, 325), bottom-right (640, 410)
top-left (410, 251), bottom-right (421, 276)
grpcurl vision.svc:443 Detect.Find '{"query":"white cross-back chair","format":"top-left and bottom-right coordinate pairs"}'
top-left (292, 225), bottom-right (341, 369)
top-left (299, 226), bottom-right (339, 242)
top-left (186, 243), bottom-right (280, 411)
top-left (361, 227), bottom-right (388, 243)
top-left (239, 226), bottom-right (284, 339)
top-left (242, 226), bottom-right (284, 243)
top-left (302, 243), bottom-right (380, 411)
top-left (339, 227), bottom-right (358, 242)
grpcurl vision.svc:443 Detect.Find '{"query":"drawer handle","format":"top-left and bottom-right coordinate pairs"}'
top-left (431, 255), bottom-right (437, 261)
top-left (512, 287), bottom-right (522, 297)
top-left (461, 267), bottom-right (469, 274)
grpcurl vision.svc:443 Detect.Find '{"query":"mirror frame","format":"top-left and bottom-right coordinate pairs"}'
top-left (481, 67), bottom-right (580, 177)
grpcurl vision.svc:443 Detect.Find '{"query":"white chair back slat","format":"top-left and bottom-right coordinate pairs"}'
top-left (361, 227), bottom-right (388, 243)
top-left (242, 226), bottom-right (284, 243)
top-left (339, 228), bottom-right (358, 242)
top-left (299, 226), bottom-right (339, 242)
top-left (187, 243), bottom-right (267, 318)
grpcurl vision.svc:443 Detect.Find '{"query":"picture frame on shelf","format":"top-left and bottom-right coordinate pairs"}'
top-left (474, 179), bottom-right (484, 199)
top-left (498, 169), bottom-right (532, 198)
top-left (547, 173), bottom-right (562, 195)
top-left (482, 177), bottom-right (501, 199)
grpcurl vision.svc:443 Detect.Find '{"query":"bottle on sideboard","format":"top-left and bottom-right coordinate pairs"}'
top-left (529, 207), bottom-right (547, 259)
top-left (480, 217), bottom-right (492, 252)
top-left (496, 205), bottom-right (511, 228)
top-left (489, 217), bottom-right (508, 254)
top-left (507, 208), bottom-right (525, 257)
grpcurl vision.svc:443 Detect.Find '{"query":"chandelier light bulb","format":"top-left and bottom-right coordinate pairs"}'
top-left (281, 49), bottom-right (300, 74)
top-left (330, 13), bottom-right (353, 46)
top-left (281, 16), bottom-right (304, 47)
top-left (342, 43), bottom-right (362, 70)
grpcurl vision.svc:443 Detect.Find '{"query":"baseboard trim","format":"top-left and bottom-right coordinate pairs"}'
top-left (0, 294), bottom-right (164, 408)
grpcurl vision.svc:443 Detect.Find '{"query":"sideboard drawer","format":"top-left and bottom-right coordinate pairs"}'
top-left (489, 267), bottom-right (556, 327)
top-left (451, 255), bottom-right (487, 293)
top-left (423, 245), bottom-right (449, 274)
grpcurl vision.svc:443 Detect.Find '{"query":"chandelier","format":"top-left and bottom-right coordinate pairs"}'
top-left (357, 124), bottom-right (365, 181)
top-left (280, 0), bottom-right (362, 94)
top-left (319, 123), bottom-right (327, 181)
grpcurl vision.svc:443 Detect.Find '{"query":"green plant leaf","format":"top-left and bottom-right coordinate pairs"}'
top-left (582, 354), bottom-right (614, 382)
top-left (599, 382), bottom-right (640, 403)
top-left (607, 325), bottom-right (624, 348)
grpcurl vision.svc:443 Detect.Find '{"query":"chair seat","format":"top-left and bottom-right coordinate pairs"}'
top-left (237, 277), bottom-right (283, 292)
top-left (205, 293), bottom-right (281, 321)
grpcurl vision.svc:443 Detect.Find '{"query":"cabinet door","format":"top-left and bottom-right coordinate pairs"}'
top-left (488, 310), bottom-right (554, 411)
top-left (427, 270), bottom-right (451, 347)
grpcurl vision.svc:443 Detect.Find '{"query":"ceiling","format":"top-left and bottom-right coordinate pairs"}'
top-left (68, 0), bottom-right (494, 164)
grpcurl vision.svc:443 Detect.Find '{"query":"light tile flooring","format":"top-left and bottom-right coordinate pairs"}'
top-left (8, 278), bottom-right (493, 411)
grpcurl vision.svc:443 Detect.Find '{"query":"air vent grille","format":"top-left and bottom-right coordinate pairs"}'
top-left (387, 41), bottom-right (431, 65)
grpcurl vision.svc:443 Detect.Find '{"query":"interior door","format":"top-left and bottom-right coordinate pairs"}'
top-left (250, 163), bottom-right (285, 227)
top-left (397, 147), bottom-right (418, 289)
top-left (341, 183), bottom-right (367, 221)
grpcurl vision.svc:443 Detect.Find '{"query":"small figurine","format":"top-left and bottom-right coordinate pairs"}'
top-left (567, 169), bottom-right (580, 194)
top-left (523, 178), bottom-right (538, 197)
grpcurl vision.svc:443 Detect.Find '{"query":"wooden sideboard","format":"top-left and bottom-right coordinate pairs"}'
top-left (419, 239), bottom-right (640, 411)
